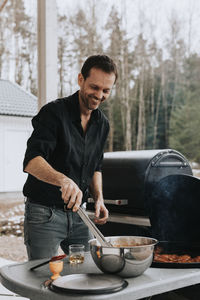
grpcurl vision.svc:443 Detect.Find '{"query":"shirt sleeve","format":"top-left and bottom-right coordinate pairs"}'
top-left (95, 120), bottom-right (110, 172)
top-left (23, 103), bottom-right (59, 171)
top-left (95, 153), bottom-right (103, 172)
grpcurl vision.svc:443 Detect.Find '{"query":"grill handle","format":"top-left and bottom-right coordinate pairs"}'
top-left (157, 162), bottom-right (188, 167)
top-left (152, 154), bottom-right (189, 167)
top-left (88, 198), bottom-right (128, 206)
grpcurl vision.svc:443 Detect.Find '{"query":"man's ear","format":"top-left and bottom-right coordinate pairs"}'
top-left (78, 73), bottom-right (84, 87)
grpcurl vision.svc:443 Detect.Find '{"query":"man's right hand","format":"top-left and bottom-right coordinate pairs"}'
top-left (60, 178), bottom-right (83, 212)
top-left (24, 156), bottom-right (83, 212)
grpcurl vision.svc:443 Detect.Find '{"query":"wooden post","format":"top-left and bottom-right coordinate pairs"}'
top-left (37, 0), bottom-right (58, 110)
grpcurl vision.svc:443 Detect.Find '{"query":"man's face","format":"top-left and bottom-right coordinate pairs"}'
top-left (78, 67), bottom-right (116, 111)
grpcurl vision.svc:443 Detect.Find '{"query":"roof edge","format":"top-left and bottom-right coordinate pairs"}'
top-left (0, 79), bottom-right (37, 101)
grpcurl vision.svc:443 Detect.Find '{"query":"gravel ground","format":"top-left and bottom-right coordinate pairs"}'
top-left (0, 194), bottom-right (27, 262)
top-left (0, 235), bottom-right (27, 262)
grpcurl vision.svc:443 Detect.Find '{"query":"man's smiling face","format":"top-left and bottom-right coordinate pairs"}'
top-left (78, 67), bottom-right (116, 111)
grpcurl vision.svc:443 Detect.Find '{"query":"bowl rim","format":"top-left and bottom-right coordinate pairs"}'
top-left (89, 236), bottom-right (158, 248)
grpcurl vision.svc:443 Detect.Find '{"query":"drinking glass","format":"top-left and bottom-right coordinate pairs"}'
top-left (69, 244), bottom-right (85, 264)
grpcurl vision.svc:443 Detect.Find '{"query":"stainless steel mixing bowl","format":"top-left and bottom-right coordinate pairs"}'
top-left (89, 236), bottom-right (157, 278)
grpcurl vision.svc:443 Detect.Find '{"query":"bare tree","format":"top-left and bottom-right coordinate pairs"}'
top-left (57, 15), bottom-right (68, 97)
top-left (164, 12), bottom-right (186, 146)
top-left (135, 34), bottom-right (147, 150)
top-left (0, 0), bottom-right (8, 12)
top-left (105, 7), bottom-right (124, 151)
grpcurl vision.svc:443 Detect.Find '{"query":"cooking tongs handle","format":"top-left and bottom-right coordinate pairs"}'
top-left (77, 207), bottom-right (111, 247)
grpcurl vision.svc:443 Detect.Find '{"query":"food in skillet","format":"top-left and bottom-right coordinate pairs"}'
top-left (154, 247), bottom-right (200, 263)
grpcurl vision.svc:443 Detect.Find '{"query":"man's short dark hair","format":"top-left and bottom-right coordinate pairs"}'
top-left (81, 55), bottom-right (118, 83)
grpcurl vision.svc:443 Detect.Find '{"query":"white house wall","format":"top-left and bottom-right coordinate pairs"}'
top-left (0, 115), bottom-right (32, 192)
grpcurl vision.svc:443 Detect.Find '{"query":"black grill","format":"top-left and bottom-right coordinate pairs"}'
top-left (87, 149), bottom-right (192, 216)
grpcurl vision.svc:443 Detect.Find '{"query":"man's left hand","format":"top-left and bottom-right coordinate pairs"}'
top-left (94, 201), bottom-right (109, 225)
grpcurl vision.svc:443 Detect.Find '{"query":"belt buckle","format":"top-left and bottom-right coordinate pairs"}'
top-left (63, 204), bottom-right (68, 212)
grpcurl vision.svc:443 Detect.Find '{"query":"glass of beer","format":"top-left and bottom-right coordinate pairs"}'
top-left (69, 244), bottom-right (85, 264)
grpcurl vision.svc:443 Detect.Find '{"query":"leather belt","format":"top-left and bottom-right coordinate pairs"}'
top-left (26, 197), bottom-right (70, 212)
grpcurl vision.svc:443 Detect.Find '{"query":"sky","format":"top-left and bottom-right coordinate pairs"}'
top-left (56, 0), bottom-right (200, 53)
top-left (24, 0), bottom-right (200, 53)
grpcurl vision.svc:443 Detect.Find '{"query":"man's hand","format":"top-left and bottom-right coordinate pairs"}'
top-left (60, 178), bottom-right (83, 212)
top-left (24, 156), bottom-right (82, 212)
top-left (94, 201), bottom-right (109, 225)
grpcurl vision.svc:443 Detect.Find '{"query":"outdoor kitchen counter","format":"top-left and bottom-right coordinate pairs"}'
top-left (1, 253), bottom-right (200, 300)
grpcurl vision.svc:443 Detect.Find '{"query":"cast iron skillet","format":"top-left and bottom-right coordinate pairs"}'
top-left (151, 241), bottom-right (200, 268)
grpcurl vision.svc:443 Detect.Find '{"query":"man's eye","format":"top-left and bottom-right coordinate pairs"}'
top-left (103, 90), bottom-right (110, 94)
top-left (91, 86), bottom-right (98, 90)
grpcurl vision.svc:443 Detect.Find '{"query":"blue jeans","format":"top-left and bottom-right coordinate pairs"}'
top-left (24, 200), bottom-right (93, 260)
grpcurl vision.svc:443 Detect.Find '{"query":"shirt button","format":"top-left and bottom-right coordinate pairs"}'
top-left (82, 179), bottom-right (86, 184)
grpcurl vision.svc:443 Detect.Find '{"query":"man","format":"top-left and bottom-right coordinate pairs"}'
top-left (23, 55), bottom-right (118, 260)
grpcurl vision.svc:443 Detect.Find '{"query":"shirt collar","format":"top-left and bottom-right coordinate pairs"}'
top-left (69, 91), bottom-right (81, 123)
top-left (69, 90), bottom-right (100, 124)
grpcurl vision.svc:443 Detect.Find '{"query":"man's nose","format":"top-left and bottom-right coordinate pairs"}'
top-left (94, 90), bottom-right (104, 101)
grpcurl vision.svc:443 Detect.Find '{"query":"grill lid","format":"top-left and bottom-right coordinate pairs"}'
top-left (100, 149), bottom-right (192, 215)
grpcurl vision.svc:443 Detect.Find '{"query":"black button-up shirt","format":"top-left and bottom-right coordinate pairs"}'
top-left (23, 91), bottom-right (109, 206)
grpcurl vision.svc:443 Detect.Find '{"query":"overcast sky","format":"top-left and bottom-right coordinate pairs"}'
top-left (57, 0), bottom-right (200, 52)
top-left (25, 0), bottom-right (200, 53)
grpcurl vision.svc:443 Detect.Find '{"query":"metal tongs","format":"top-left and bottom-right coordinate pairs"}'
top-left (77, 207), bottom-right (112, 247)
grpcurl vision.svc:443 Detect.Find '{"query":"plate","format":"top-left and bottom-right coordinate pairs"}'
top-left (51, 273), bottom-right (128, 294)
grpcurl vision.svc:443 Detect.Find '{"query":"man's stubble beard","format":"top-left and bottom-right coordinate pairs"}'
top-left (80, 90), bottom-right (98, 111)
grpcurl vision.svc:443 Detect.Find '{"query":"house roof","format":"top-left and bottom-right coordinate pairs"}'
top-left (0, 80), bottom-right (37, 117)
